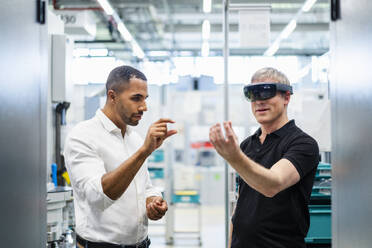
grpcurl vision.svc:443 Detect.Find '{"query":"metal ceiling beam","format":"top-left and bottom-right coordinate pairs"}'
top-left (163, 22), bottom-right (329, 32)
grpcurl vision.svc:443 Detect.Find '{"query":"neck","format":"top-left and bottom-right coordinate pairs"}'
top-left (260, 114), bottom-right (289, 137)
top-left (102, 104), bottom-right (127, 135)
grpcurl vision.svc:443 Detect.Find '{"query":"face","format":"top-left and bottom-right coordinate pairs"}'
top-left (250, 80), bottom-right (290, 125)
top-left (111, 77), bottom-right (148, 126)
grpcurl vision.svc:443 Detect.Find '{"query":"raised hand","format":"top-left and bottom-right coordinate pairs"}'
top-left (142, 118), bottom-right (177, 156)
top-left (209, 121), bottom-right (240, 162)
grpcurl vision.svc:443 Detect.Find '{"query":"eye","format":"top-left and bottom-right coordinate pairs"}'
top-left (131, 96), bottom-right (141, 102)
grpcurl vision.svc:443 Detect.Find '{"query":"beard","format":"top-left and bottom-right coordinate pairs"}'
top-left (116, 102), bottom-right (142, 126)
top-left (121, 113), bottom-right (139, 126)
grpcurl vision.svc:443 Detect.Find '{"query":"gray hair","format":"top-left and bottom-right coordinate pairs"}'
top-left (251, 67), bottom-right (290, 85)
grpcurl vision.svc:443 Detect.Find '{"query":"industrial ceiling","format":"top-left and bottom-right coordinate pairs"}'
top-left (51, 0), bottom-right (330, 61)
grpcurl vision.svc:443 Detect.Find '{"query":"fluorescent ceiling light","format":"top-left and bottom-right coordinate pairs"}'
top-left (178, 51), bottom-right (194, 57)
top-left (89, 48), bottom-right (108, 57)
top-left (97, 0), bottom-right (145, 59)
top-left (297, 64), bottom-right (311, 79)
top-left (202, 20), bottom-right (210, 40)
top-left (302, 0), bottom-right (317, 12)
top-left (281, 19), bottom-right (297, 39)
top-left (117, 22), bottom-right (133, 42)
top-left (264, 42), bottom-right (279, 56)
top-left (97, 0), bottom-right (114, 15)
top-left (73, 48), bottom-right (90, 57)
top-left (148, 51), bottom-right (171, 57)
top-left (132, 41), bottom-right (145, 59)
top-left (201, 42), bottom-right (210, 57)
top-left (203, 0), bottom-right (212, 13)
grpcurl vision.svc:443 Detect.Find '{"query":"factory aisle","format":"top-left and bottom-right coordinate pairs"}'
top-left (149, 206), bottom-right (225, 248)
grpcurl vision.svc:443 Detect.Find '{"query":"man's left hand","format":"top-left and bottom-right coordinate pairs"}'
top-left (209, 121), bottom-right (241, 163)
top-left (146, 196), bottom-right (168, 220)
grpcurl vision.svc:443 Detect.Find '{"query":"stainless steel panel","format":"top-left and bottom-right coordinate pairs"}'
top-left (330, 0), bottom-right (372, 247)
top-left (0, 1), bottom-right (48, 247)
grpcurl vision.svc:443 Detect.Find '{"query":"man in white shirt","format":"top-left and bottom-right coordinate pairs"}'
top-left (64, 65), bottom-right (177, 248)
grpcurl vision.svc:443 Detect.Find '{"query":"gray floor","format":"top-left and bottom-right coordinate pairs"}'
top-left (149, 206), bottom-right (225, 248)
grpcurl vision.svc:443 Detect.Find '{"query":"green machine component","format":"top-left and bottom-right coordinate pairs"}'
top-left (306, 162), bottom-right (332, 246)
top-left (148, 167), bottom-right (165, 179)
top-left (305, 205), bottom-right (332, 244)
top-left (172, 190), bottom-right (200, 204)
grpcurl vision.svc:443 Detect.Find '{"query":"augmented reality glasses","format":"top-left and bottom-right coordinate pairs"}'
top-left (243, 82), bottom-right (293, 101)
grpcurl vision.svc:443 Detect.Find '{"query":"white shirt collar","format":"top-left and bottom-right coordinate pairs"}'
top-left (96, 109), bottom-right (132, 135)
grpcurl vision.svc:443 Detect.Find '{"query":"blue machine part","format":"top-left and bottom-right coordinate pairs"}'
top-left (148, 149), bottom-right (164, 163)
top-left (51, 163), bottom-right (58, 186)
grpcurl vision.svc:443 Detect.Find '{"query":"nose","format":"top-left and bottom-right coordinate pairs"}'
top-left (253, 99), bottom-right (264, 105)
top-left (139, 101), bottom-right (147, 112)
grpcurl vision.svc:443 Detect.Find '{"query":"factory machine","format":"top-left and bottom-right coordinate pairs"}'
top-left (306, 162), bottom-right (332, 247)
top-left (47, 186), bottom-right (75, 248)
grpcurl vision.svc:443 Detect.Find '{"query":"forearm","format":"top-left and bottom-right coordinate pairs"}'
top-left (227, 151), bottom-right (281, 197)
top-left (102, 146), bottom-right (150, 200)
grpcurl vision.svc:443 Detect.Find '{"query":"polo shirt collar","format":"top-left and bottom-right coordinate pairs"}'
top-left (253, 120), bottom-right (295, 138)
top-left (96, 109), bottom-right (132, 135)
top-left (272, 120), bottom-right (295, 137)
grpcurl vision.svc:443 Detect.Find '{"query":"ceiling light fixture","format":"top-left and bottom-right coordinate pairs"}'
top-left (302, 0), bottom-right (318, 12)
top-left (117, 22), bottom-right (133, 42)
top-left (264, 0), bottom-right (318, 56)
top-left (96, 0), bottom-right (145, 59)
top-left (264, 41), bottom-right (279, 56)
top-left (203, 0), bottom-right (212, 13)
top-left (97, 0), bottom-right (114, 15)
top-left (148, 51), bottom-right (171, 57)
top-left (201, 42), bottom-right (210, 57)
top-left (89, 48), bottom-right (109, 57)
top-left (280, 19), bottom-right (297, 39)
top-left (73, 48), bottom-right (90, 57)
top-left (202, 20), bottom-right (211, 40)
top-left (132, 41), bottom-right (145, 59)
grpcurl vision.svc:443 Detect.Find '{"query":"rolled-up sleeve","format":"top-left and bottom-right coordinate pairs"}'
top-left (144, 166), bottom-right (162, 199)
top-left (64, 135), bottom-right (115, 211)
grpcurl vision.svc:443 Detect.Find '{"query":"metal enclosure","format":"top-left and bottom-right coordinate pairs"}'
top-left (0, 1), bottom-right (48, 247)
top-left (330, 0), bottom-right (372, 247)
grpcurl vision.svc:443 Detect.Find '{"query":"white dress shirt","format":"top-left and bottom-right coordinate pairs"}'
top-left (64, 109), bottom-right (161, 245)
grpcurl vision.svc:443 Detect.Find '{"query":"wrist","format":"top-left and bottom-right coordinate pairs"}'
top-left (139, 145), bottom-right (152, 158)
top-left (226, 150), bottom-right (244, 165)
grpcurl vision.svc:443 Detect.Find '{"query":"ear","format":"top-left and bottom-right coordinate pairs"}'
top-left (107, 89), bottom-right (116, 103)
top-left (284, 91), bottom-right (291, 105)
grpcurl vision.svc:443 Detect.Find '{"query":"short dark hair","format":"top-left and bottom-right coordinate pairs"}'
top-left (106, 65), bottom-right (147, 94)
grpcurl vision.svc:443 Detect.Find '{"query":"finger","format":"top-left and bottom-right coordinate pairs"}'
top-left (153, 197), bottom-right (163, 204)
top-left (149, 203), bottom-right (162, 216)
top-left (155, 118), bottom-right (175, 124)
top-left (209, 126), bottom-right (217, 144)
top-left (214, 124), bottom-right (225, 142)
top-left (151, 131), bottom-right (167, 138)
top-left (165, 130), bottom-right (177, 139)
top-left (153, 122), bottom-right (168, 128)
top-left (224, 122), bottom-right (236, 142)
top-left (153, 127), bottom-right (167, 133)
top-left (148, 211), bottom-right (161, 220)
top-left (153, 203), bottom-right (167, 214)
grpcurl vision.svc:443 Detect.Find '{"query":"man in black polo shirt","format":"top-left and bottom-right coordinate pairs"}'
top-left (209, 67), bottom-right (319, 248)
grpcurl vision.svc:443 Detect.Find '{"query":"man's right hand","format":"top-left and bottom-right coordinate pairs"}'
top-left (142, 118), bottom-right (177, 156)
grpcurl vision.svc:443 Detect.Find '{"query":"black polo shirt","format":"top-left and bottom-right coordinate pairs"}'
top-left (231, 120), bottom-right (319, 248)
